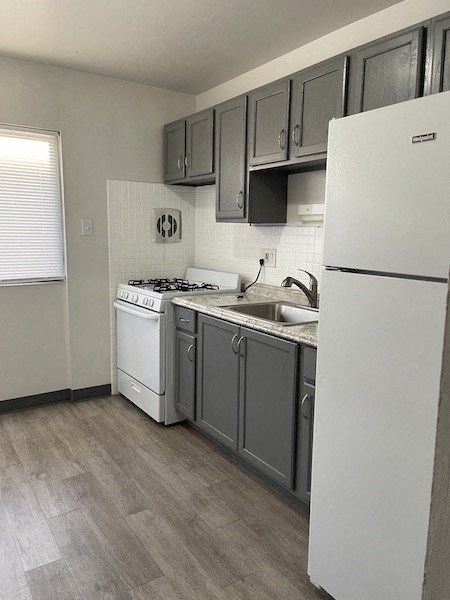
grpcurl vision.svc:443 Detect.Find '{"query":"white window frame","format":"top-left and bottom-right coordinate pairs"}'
top-left (0, 123), bottom-right (67, 286)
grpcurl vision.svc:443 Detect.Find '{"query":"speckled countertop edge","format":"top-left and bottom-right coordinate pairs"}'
top-left (171, 284), bottom-right (318, 347)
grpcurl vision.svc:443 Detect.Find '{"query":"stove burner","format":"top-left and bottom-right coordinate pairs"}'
top-left (128, 278), bottom-right (220, 293)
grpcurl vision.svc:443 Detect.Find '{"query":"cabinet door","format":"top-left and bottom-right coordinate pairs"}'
top-left (215, 97), bottom-right (247, 220)
top-left (164, 120), bottom-right (185, 182)
top-left (238, 328), bottom-right (298, 488)
top-left (290, 56), bottom-right (348, 158)
top-left (248, 80), bottom-right (290, 166)
top-left (197, 315), bottom-right (239, 449)
top-left (175, 330), bottom-right (196, 419)
top-left (295, 382), bottom-right (315, 504)
top-left (430, 13), bottom-right (450, 94)
top-left (185, 109), bottom-right (214, 178)
top-left (347, 27), bottom-right (424, 114)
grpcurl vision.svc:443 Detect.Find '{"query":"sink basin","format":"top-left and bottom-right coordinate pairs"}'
top-left (221, 302), bottom-right (319, 326)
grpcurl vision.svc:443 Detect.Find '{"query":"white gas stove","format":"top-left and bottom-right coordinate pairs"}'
top-left (115, 268), bottom-right (241, 424)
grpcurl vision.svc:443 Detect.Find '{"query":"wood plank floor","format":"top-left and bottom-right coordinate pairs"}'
top-left (0, 396), bottom-right (332, 600)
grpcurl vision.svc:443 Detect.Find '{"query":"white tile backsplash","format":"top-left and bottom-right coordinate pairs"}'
top-left (195, 171), bottom-right (325, 289)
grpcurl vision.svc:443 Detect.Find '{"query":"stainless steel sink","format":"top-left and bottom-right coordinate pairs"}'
top-left (221, 302), bottom-right (319, 326)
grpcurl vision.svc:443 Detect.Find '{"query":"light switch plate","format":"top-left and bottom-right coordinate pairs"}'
top-left (81, 218), bottom-right (93, 236)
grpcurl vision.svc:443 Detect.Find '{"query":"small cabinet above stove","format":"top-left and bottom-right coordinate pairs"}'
top-left (164, 109), bottom-right (215, 185)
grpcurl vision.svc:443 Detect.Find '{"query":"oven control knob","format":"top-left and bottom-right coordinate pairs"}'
top-left (124, 292), bottom-right (129, 299)
top-left (143, 297), bottom-right (148, 306)
top-left (148, 299), bottom-right (154, 307)
top-left (132, 294), bottom-right (139, 303)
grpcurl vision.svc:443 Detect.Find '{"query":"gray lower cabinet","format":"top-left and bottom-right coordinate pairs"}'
top-left (430, 13), bottom-right (450, 93)
top-left (215, 96), bottom-right (247, 220)
top-left (175, 330), bottom-right (196, 419)
top-left (347, 26), bottom-right (425, 114)
top-left (238, 327), bottom-right (298, 489)
top-left (248, 79), bottom-right (290, 166)
top-left (290, 56), bottom-right (348, 158)
top-left (295, 381), bottom-right (315, 504)
top-left (164, 119), bottom-right (185, 182)
top-left (185, 109), bottom-right (214, 178)
top-left (196, 315), bottom-right (239, 449)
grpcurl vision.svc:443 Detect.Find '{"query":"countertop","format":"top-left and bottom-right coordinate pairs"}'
top-left (171, 283), bottom-right (318, 348)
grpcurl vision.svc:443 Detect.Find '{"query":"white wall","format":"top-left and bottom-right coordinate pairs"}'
top-left (107, 180), bottom-right (196, 392)
top-left (0, 57), bottom-right (195, 401)
top-left (196, 0), bottom-right (450, 110)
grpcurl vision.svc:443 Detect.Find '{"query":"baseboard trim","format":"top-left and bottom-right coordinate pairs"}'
top-left (71, 384), bottom-right (111, 402)
top-left (0, 384), bottom-right (111, 414)
top-left (0, 388), bottom-right (71, 415)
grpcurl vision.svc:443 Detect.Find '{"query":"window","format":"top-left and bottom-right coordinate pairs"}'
top-left (0, 126), bottom-right (66, 284)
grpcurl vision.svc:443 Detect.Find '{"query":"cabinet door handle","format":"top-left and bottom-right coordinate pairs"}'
top-left (301, 394), bottom-right (309, 419)
top-left (236, 191), bottom-right (243, 209)
top-left (185, 155), bottom-right (190, 168)
top-left (177, 156), bottom-right (183, 170)
top-left (187, 344), bottom-right (195, 363)
top-left (237, 335), bottom-right (245, 356)
top-left (278, 129), bottom-right (286, 150)
top-left (292, 124), bottom-right (300, 146)
top-left (231, 333), bottom-right (239, 354)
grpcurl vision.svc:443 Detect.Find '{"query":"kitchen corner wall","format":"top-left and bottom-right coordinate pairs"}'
top-left (107, 180), bottom-right (196, 392)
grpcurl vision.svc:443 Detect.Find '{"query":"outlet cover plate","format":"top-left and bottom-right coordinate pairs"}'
top-left (261, 248), bottom-right (276, 268)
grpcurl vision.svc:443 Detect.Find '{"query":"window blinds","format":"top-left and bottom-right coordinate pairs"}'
top-left (0, 127), bottom-right (65, 284)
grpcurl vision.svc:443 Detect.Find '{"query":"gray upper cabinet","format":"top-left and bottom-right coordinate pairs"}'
top-left (197, 315), bottom-right (240, 449)
top-left (164, 119), bottom-right (185, 182)
top-left (185, 109), bottom-right (214, 178)
top-left (238, 327), bottom-right (298, 488)
top-left (248, 80), bottom-right (290, 166)
top-left (215, 96), bottom-right (247, 220)
top-left (295, 381), bottom-right (315, 504)
top-left (430, 13), bottom-right (450, 93)
top-left (347, 26), bottom-right (425, 114)
top-left (290, 56), bottom-right (348, 158)
top-left (175, 330), bottom-right (196, 419)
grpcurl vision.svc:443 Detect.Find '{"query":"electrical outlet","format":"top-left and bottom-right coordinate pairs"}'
top-left (261, 248), bottom-right (276, 268)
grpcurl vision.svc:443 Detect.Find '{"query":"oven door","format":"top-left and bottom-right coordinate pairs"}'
top-left (115, 301), bottom-right (165, 394)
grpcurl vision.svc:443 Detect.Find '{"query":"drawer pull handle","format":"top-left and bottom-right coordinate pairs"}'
top-left (131, 383), bottom-right (142, 394)
top-left (179, 318), bottom-right (190, 323)
top-left (187, 344), bottom-right (195, 363)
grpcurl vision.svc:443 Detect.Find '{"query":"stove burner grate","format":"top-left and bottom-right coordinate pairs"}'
top-left (127, 278), bottom-right (220, 293)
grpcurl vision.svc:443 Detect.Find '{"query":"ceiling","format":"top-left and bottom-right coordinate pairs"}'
top-left (0, 0), bottom-right (403, 94)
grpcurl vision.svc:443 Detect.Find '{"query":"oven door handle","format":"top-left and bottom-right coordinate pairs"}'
top-left (114, 301), bottom-right (160, 320)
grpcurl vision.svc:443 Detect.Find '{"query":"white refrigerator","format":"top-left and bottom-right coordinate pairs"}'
top-left (308, 92), bottom-right (450, 600)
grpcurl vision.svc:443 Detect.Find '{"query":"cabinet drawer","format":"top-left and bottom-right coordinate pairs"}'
top-left (303, 346), bottom-right (317, 382)
top-left (174, 306), bottom-right (196, 333)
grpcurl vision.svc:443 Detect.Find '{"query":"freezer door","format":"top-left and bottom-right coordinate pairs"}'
top-left (308, 270), bottom-right (447, 600)
top-left (323, 91), bottom-right (450, 279)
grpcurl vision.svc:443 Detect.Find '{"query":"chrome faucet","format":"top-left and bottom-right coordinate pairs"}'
top-left (281, 270), bottom-right (319, 309)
